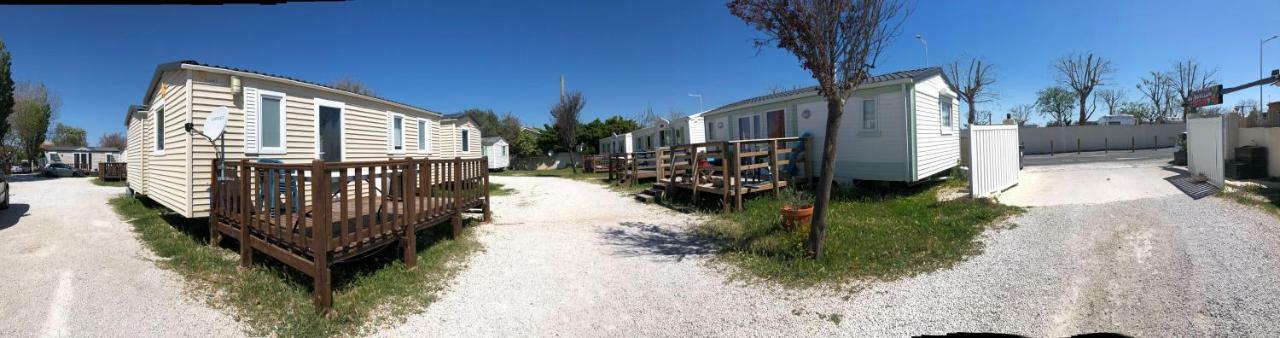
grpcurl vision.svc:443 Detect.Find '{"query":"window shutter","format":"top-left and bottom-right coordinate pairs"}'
top-left (386, 112), bottom-right (394, 153)
top-left (243, 87), bottom-right (259, 154)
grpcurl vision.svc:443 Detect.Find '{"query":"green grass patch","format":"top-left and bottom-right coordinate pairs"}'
top-left (693, 179), bottom-right (1021, 286)
top-left (111, 195), bottom-right (482, 337)
top-left (488, 182), bottom-right (514, 196)
top-left (1220, 184), bottom-right (1280, 217)
top-left (91, 177), bottom-right (128, 187)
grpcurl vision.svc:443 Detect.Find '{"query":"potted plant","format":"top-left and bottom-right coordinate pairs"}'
top-left (778, 187), bottom-right (814, 231)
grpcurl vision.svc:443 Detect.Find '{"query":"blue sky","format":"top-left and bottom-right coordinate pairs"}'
top-left (2, 0), bottom-right (1279, 143)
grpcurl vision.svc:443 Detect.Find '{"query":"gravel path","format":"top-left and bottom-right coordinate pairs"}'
top-left (378, 175), bottom-right (1280, 337)
top-left (0, 176), bottom-right (244, 337)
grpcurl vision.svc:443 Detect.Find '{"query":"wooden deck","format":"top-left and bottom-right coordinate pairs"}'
top-left (209, 157), bottom-right (490, 313)
top-left (98, 162), bottom-right (126, 181)
top-left (637, 137), bottom-right (811, 212)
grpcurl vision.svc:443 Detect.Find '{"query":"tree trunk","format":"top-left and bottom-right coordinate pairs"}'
top-left (568, 150), bottom-right (578, 174)
top-left (967, 100), bottom-right (977, 125)
top-left (1078, 95), bottom-right (1089, 125)
top-left (807, 98), bottom-right (845, 259)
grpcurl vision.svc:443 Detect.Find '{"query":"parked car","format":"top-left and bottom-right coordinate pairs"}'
top-left (43, 163), bottom-right (84, 177)
top-left (10, 163), bottom-right (31, 174)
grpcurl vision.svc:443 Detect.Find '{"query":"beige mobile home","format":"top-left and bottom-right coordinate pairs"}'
top-left (439, 114), bottom-right (483, 159)
top-left (124, 60), bottom-right (466, 218)
top-left (701, 67), bottom-right (960, 183)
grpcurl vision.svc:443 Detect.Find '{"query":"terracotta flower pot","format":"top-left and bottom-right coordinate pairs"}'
top-left (780, 204), bottom-right (814, 231)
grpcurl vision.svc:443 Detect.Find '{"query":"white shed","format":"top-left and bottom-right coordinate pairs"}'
top-left (667, 112), bottom-right (707, 145)
top-left (701, 67), bottom-right (960, 183)
top-left (482, 137), bottom-right (509, 170)
top-left (598, 132), bottom-right (634, 154)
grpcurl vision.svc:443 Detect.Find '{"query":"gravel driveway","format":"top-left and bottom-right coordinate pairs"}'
top-left (0, 176), bottom-right (243, 337)
top-left (378, 174), bottom-right (1280, 337)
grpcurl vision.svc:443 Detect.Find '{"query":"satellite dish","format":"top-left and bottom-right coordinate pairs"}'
top-left (203, 106), bottom-right (229, 140)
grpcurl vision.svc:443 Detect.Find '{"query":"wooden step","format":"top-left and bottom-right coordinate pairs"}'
top-left (634, 192), bottom-right (656, 203)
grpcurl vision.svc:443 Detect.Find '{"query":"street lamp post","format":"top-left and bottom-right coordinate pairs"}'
top-left (1262, 35), bottom-right (1278, 112)
top-left (915, 34), bottom-right (928, 67)
top-left (688, 93), bottom-right (703, 113)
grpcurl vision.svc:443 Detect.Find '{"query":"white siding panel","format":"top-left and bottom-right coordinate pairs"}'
top-left (914, 75), bottom-right (961, 180)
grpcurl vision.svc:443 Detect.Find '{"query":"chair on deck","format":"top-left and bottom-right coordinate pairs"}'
top-left (254, 159), bottom-right (300, 217)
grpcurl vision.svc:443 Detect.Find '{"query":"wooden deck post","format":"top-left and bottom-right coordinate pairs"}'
top-left (310, 160), bottom-right (333, 313)
top-left (452, 157), bottom-right (463, 238)
top-left (402, 158), bottom-right (417, 269)
top-left (722, 143), bottom-right (732, 214)
top-left (630, 153), bottom-right (638, 187)
top-left (656, 148), bottom-right (665, 184)
top-left (238, 159), bottom-right (252, 268)
top-left (481, 156), bottom-right (492, 223)
top-left (734, 144), bottom-right (743, 212)
top-left (209, 159), bottom-right (220, 246)
top-left (691, 151), bottom-right (700, 202)
top-left (769, 140), bottom-right (779, 198)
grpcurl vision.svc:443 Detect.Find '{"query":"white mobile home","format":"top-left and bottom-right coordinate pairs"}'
top-left (701, 67), bottom-right (960, 183)
top-left (598, 132), bottom-right (634, 154)
top-left (481, 137), bottom-right (509, 170)
top-left (631, 119), bottom-right (669, 152)
top-left (124, 60), bottom-right (468, 218)
top-left (43, 145), bottom-right (123, 172)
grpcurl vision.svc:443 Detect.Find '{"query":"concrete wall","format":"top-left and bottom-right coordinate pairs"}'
top-left (1018, 123), bottom-right (1184, 155)
top-left (1237, 127), bottom-right (1280, 177)
top-left (512, 152), bottom-right (578, 170)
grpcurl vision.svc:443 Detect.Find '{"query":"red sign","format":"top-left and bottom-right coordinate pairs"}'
top-left (1185, 84), bottom-right (1223, 108)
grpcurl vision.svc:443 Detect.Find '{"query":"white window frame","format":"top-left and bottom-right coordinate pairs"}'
top-left (940, 95), bottom-right (954, 135)
top-left (312, 98), bottom-right (346, 161)
top-left (861, 99), bottom-right (878, 130)
top-left (416, 118), bottom-right (430, 154)
top-left (257, 90), bottom-right (288, 155)
top-left (152, 105), bottom-right (165, 155)
top-left (389, 112), bottom-right (406, 154)
top-left (736, 112), bottom-right (765, 140)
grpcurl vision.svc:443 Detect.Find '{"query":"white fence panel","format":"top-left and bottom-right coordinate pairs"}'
top-left (1186, 117), bottom-right (1225, 187)
top-left (969, 125), bottom-right (1020, 198)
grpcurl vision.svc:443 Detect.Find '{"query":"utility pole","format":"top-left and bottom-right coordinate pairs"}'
top-left (560, 74), bottom-right (565, 100)
top-left (1263, 36), bottom-right (1279, 112)
top-left (915, 34), bottom-right (928, 67)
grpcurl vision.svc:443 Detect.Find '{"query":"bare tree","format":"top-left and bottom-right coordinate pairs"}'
top-left (551, 91), bottom-right (585, 174)
top-left (1170, 59), bottom-right (1218, 119)
top-left (1136, 71), bottom-right (1176, 123)
top-left (946, 56), bottom-right (996, 126)
top-left (634, 104), bottom-right (662, 128)
top-left (728, 0), bottom-right (908, 258)
top-left (1054, 53), bottom-right (1114, 125)
top-left (1096, 88), bottom-right (1126, 117)
top-left (98, 132), bottom-right (127, 150)
top-left (1009, 104), bottom-right (1034, 126)
top-left (1236, 99), bottom-right (1260, 114)
top-left (330, 77), bottom-right (376, 96)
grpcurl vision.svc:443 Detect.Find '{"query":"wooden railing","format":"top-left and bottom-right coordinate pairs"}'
top-left (98, 162), bottom-right (127, 181)
top-left (582, 155), bottom-right (611, 173)
top-left (654, 137), bottom-right (810, 212)
top-left (208, 157), bottom-right (490, 312)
